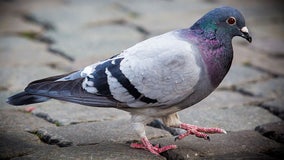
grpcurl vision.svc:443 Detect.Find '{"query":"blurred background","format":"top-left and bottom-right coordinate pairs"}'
top-left (0, 0), bottom-right (283, 159)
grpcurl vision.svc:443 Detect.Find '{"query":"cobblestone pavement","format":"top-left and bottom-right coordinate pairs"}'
top-left (1, 0), bottom-right (284, 159)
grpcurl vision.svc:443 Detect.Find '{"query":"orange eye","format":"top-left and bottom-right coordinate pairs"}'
top-left (227, 17), bottom-right (236, 25)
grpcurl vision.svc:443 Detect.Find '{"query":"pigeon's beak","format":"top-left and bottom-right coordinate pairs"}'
top-left (240, 26), bottom-right (252, 43)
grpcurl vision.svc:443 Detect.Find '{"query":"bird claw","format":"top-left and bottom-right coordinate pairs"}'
top-left (205, 135), bottom-right (210, 141)
top-left (175, 123), bottom-right (226, 141)
top-left (174, 136), bottom-right (179, 141)
top-left (130, 137), bottom-right (177, 155)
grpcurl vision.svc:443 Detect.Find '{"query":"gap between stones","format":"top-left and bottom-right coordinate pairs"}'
top-left (242, 62), bottom-right (282, 77)
top-left (22, 14), bottom-right (75, 62)
top-left (27, 128), bottom-right (73, 147)
top-left (27, 127), bottom-right (183, 160)
top-left (22, 13), bottom-right (151, 63)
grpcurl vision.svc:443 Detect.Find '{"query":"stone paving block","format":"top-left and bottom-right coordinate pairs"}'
top-left (0, 109), bottom-right (165, 159)
top-left (0, 90), bottom-right (16, 109)
top-left (152, 130), bottom-right (284, 160)
top-left (31, 119), bottom-right (171, 146)
top-left (254, 56), bottom-right (284, 76)
top-left (0, 0), bottom-right (63, 15)
top-left (31, 100), bottom-right (131, 126)
top-left (232, 43), bottom-right (262, 64)
top-left (120, 0), bottom-right (217, 34)
top-left (0, 110), bottom-right (163, 160)
top-left (219, 64), bottom-right (270, 89)
top-left (202, 153), bottom-right (279, 160)
top-left (176, 91), bottom-right (280, 132)
top-left (0, 109), bottom-right (54, 131)
top-left (44, 24), bottom-right (141, 61)
top-left (0, 36), bottom-right (71, 70)
top-left (26, 0), bottom-right (127, 32)
top-left (149, 93), bottom-right (280, 135)
top-left (251, 37), bottom-right (284, 57)
top-left (29, 128), bottom-right (73, 147)
top-left (72, 54), bottom-right (112, 69)
top-left (249, 23), bottom-right (284, 43)
top-left (261, 98), bottom-right (284, 120)
top-left (0, 66), bottom-right (63, 91)
top-left (248, 52), bottom-right (284, 76)
top-left (255, 121), bottom-right (284, 144)
top-left (20, 0), bottom-right (145, 63)
top-left (237, 77), bottom-right (284, 98)
top-left (0, 131), bottom-right (49, 160)
top-left (179, 105), bottom-right (281, 132)
top-left (0, 109), bottom-right (56, 159)
top-left (192, 90), bottom-right (263, 109)
top-left (14, 143), bottom-right (165, 160)
top-left (0, 14), bottom-right (42, 34)
top-left (232, 42), bottom-right (284, 76)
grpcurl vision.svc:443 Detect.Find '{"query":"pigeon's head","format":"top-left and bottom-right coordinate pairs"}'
top-left (191, 6), bottom-right (252, 43)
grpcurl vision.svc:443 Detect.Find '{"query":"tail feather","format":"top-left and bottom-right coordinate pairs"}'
top-left (6, 72), bottom-right (77, 106)
top-left (6, 92), bottom-right (50, 106)
top-left (6, 71), bottom-right (120, 107)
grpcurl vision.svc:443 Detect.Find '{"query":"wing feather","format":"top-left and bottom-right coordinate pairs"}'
top-left (25, 77), bottom-right (121, 107)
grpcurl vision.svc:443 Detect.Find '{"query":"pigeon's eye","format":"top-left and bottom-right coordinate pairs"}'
top-left (227, 17), bottom-right (236, 25)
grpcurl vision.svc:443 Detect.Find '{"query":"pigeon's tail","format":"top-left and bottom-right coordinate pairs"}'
top-left (6, 72), bottom-right (77, 106)
top-left (6, 91), bottom-right (50, 106)
top-left (7, 71), bottom-right (119, 108)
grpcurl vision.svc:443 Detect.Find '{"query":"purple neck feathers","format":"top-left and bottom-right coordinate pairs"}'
top-left (178, 29), bottom-right (233, 88)
top-left (199, 38), bottom-right (233, 88)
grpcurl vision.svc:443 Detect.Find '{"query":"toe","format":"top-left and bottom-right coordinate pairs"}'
top-left (221, 129), bottom-right (227, 134)
top-left (205, 135), bottom-right (210, 141)
top-left (157, 144), bottom-right (177, 153)
top-left (130, 142), bottom-right (146, 149)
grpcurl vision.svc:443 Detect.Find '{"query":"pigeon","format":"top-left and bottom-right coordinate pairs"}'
top-left (7, 6), bottom-right (251, 155)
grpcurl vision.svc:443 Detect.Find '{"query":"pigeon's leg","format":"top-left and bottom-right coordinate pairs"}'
top-left (147, 119), bottom-right (184, 136)
top-left (162, 112), bottom-right (226, 141)
top-left (130, 121), bottom-right (177, 155)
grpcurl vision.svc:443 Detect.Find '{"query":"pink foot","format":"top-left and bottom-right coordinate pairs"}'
top-left (130, 137), bottom-right (177, 155)
top-left (24, 106), bottom-right (36, 112)
top-left (176, 123), bottom-right (227, 141)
